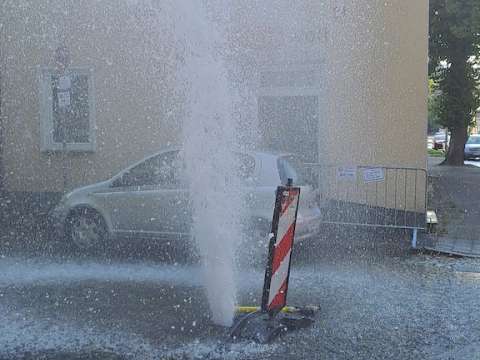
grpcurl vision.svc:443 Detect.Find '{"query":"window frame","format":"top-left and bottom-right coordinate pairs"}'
top-left (39, 67), bottom-right (97, 152)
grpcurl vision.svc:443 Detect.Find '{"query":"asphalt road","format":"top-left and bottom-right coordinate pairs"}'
top-left (1, 233), bottom-right (480, 360)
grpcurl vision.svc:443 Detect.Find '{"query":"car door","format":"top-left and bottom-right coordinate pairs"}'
top-left (95, 154), bottom-right (163, 236)
top-left (97, 150), bottom-right (190, 238)
top-left (148, 150), bottom-right (191, 238)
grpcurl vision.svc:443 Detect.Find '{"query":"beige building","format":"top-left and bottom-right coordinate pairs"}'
top-left (1, 1), bottom-right (181, 195)
top-left (0, 1), bottom-right (428, 211)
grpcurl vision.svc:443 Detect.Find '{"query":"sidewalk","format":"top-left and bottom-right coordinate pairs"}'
top-left (424, 157), bottom-right (480, 256)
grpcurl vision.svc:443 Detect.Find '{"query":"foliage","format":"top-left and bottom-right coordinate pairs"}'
top-left (428, 148), bottom-right (445, 158)
top-left (428, 79), bottom-right (442, 133)
top-left (429, 0), bottom-right (480, 164)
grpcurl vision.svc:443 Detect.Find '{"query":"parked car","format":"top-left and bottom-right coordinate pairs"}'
top-left (433, 131), bottom-right (449, 150)
top-left (464, 134), bottom-right (480, 160)
top-left (50, 149), bottom-right (321, 252)
top-left (427, 136), bottom-right (434, 150)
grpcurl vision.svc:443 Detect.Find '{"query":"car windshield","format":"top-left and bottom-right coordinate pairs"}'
top-left (2, 1), bottom-right (480, 359)
top-left (467, 136), bottom-right (480, 145)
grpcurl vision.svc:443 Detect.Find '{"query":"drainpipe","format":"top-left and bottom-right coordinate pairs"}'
top-left (54, 45), bottom-right (71, 193)
top-left (0, 57), bottom-right (4, 192)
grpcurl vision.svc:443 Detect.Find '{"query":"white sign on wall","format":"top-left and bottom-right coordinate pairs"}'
top-left (58, 75), bottom-right (71, 90)
top-left (363, 167), bottom-right (385, 183)
top-left (57, 91), bottom-right (71, 108)
top-left (337, 166), bottom-right (357, 181)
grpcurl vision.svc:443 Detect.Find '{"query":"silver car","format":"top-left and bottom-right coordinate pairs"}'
top-left (50, 149), bottom-right (321, 252)
top-left (465, 135), bottom-right (480, 160)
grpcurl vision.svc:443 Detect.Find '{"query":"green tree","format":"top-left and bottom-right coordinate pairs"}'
top-left (428, 79), bottom-right (441, 133)
top-left (429, 0), bottom-right (480, 165)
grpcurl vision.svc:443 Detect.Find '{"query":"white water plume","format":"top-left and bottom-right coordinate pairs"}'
top-left (168, 1), bottom-right (243, 326)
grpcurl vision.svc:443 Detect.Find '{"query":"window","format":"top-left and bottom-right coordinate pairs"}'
top-left (277, 155), bottom-right (307, 185)
top-left (39, 67), bottom-right (96, 152)
top-left (467, 136), bottom-right (480, 144)
top-left (116, 151), bottom-right (186, 188)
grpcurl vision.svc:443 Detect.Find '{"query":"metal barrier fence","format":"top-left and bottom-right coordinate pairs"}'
top-left (305, 164), bottom-right (428, 248)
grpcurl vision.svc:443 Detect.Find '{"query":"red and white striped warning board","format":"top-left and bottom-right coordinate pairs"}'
top-left (261, 184), bottom-right (301, 314)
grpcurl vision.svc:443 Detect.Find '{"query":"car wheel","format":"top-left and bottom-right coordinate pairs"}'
top-left (66, 209), bottom-right (107, 253)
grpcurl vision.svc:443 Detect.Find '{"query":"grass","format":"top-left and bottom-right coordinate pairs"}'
top-left (428, 149), bottom-right (445, 157)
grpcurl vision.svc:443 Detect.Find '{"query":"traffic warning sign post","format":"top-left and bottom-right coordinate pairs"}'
top-left (262, 179), bottom-right (300, 314)
top-left (230, 179), bottom-right (319, 343)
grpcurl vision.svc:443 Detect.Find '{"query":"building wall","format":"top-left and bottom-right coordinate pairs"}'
top-left (0, 0), bottom-right (180, 193)
top-left (224, 0), bottom-right (428, 211)
top-left (224, 0), bottom-right (428, 168)
top-left (317, 0), bottom-right (428, 211)
top-left (0, 0), bottom-right (428, 201)
top-left (322, 0), bottom-right (428, 169)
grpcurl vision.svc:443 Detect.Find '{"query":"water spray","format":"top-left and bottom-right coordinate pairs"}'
top-left (173, 0), bottom-right (243, 327)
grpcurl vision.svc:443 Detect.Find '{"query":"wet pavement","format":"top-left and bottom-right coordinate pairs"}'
top-left (1, 233), bottom-right (480, 360)
top-left (425, 157), bottom-right (480, 257)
